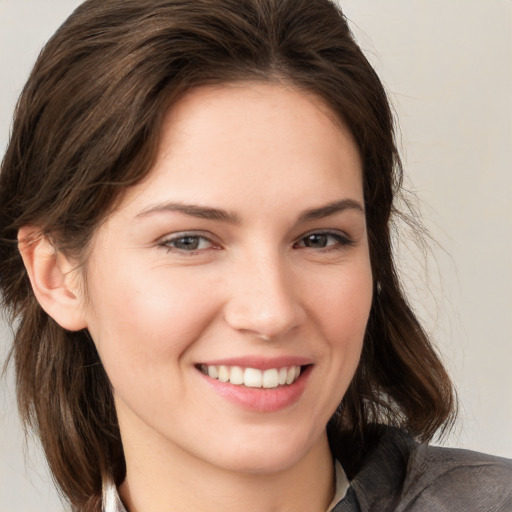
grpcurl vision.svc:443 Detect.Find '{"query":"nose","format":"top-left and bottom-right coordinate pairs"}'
top-left (223, 250), bottom-right (305, 340)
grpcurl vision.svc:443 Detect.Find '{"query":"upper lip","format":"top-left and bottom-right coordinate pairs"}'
top-left (197, 356), bottom-right (313, 371)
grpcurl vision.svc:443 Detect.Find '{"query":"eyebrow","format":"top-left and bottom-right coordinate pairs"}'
top-left (135, 198), bottom-right (364, 224)
top-left (297, 198), bottom-right (364, 222)
top-left (135, 202), bottom-right (241, 223)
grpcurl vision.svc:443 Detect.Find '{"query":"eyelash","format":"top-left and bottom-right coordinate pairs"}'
top-left (293, 230), bottom-right (354, 252)
top-left (160, 232), bottom-right (217, 255)
top-left (159, 230), bottom-right (354, 255)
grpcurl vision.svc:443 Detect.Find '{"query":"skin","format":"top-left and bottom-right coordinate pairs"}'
top-left (22, 82), bottom-right (373, 512)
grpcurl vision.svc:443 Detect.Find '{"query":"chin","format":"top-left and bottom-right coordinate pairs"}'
top-left (202, 428), bottom-right (328, 476)
top-left (216, 450), bottom-right (305, 475)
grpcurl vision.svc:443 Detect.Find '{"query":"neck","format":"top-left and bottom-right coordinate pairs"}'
top-left (118, 428), bottom-right (334, 512)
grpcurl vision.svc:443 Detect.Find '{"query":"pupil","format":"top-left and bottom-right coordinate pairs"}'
top-left (176, 237), bottom-right (199, 250)
top-left (306, 234), bottom-right (327, 248)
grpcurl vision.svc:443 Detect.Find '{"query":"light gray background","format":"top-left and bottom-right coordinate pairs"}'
top-left (1, 1), bottom-right (511, 511)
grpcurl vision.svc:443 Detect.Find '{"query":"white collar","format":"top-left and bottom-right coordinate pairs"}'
top-left (102, 476), bottom-right (126, 512)
top-left (327, 459), bottom-right (350, 511)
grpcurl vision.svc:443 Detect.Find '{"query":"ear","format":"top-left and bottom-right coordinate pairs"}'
top-left (18, 226), bottom-right (88, 331)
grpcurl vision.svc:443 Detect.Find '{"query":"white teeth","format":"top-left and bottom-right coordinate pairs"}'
top-left (244, 368), bottom-right (263, 388)
top-left (200, 364), bottom-right (302, 388)
top-left (218, 365), bottom-right (230, 383)
top-left (262, 368), bottom-right (279, 389)
top-left (229, 366), bottom-right (244, 385)
top-left (285, 366), bottom-right (296, 385)
top-left (208, 365), bottom-right (219, 379)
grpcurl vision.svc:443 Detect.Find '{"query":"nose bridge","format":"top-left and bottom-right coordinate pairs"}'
top-left (224, 245), bottom-right (302, 339)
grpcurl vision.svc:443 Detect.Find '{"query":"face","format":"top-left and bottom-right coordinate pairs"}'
top-left (80, 82), bottom-right (373, 475)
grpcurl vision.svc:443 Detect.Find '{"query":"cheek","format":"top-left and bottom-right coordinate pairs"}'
top-left (306, 261), bottom-right (373, 347)
top-left (84, 266), bottom-right (225, 424)
top-left (84, 262), bottom-right (223, 374)
top-left (296, 260), bottom-right (372, 425)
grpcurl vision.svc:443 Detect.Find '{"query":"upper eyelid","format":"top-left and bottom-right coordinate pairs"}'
top-left (296, 228), bottom-right (352, 240)
top-left (159, 230), bottom-right (216, 243)
top-left (158, 232), bottom-right (219, 252)
top-left (293, 229), bottom-right (355, 249)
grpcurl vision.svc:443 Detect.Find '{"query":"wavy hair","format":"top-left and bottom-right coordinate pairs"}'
top-left (0, 0), bottom-right (455, 509)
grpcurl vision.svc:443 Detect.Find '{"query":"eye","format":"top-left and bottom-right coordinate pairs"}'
top-left (294, 231), bottom-right (353, 250)
top-left (160, 233), bottom-right (216, 253)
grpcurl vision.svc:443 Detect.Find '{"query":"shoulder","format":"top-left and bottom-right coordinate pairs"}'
top-left (400, 442), bottom-right (512, 512)
top-left (345, 427), bottom-right (512, 512)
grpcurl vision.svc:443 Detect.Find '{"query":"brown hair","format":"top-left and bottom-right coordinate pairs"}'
top-left (0, 0), bottom-right (455, 509)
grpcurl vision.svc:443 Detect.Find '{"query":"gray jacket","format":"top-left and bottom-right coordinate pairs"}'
top-left (333, 427), bottom-right (512, 511)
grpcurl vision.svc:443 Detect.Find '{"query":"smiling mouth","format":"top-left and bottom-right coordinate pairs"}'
top-left (197, 364), bottom-right (306, 389)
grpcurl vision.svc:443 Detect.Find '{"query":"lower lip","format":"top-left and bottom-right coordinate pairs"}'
top-left (198, 366), bottom-right (312, 413)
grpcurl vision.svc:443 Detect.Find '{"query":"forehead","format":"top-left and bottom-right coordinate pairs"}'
top-left (117, 82), bottom-right (363, 219)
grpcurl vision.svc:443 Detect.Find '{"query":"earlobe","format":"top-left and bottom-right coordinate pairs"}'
top-left (18, 226), bottom-right (88, 331)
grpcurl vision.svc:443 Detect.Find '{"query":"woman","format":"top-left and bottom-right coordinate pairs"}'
top-left (0, 0), bottom-right (510, 511)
